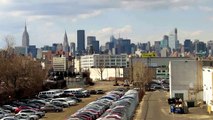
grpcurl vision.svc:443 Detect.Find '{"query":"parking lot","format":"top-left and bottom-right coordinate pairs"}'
top-left (41, 94), bottom-right (104, 120)
top-left (0, 81), bottom-right (128, 120)
top-left (40, 81), bottom-right (124, 120)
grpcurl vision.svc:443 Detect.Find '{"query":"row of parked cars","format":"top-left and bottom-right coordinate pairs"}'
top-left (0, 87), bottom-right (105, 120)
top-left (67, 88), bottom-right (139, 120)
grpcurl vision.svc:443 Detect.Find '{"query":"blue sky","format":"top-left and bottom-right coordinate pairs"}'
top-left (0, 0), bottom-right (213, 48)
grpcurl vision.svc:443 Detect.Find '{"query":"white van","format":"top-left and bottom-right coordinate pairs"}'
top-left (63, 88), bottom-right (87, 98)
top-left (39, 89), bottom-right (63, 98)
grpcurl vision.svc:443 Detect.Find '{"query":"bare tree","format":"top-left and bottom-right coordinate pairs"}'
top-left (96, 58), bottom-right (105, 80)
top-left (132, 61), bottom-right (154, 91)
top-left (0, 55), bottom-right (46, 99)
top-left (3, 35), bottom-right (15, 56)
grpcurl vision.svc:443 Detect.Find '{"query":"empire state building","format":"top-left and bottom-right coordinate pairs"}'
top-left (22, 24), bottom-right (29, 47)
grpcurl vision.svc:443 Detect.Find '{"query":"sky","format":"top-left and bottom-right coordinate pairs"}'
top-left (0, 0), bottom-right (213, 48)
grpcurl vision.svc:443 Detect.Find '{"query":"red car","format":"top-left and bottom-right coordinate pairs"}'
top-left (15, 106), bottom-right (40, 113)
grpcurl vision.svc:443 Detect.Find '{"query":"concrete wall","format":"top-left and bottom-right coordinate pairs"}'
top-left (169, 60), bottom-right (203, 101)
top-left (89, 68), bottom-right (124, 81)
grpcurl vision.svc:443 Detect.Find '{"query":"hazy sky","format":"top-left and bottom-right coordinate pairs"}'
top-left (0, 0), bottom-right (213, 48)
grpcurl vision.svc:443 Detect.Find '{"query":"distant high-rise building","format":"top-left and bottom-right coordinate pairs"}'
top-left (41, 45), bottom-right (52, 51)
top-left (87, 36), bottom-right (96, 46)
top-left (207, 40), bottom-right (213, 56)
top-left (63, 31), bottom-right (69, 53)
top-left (52, 43), bottom-right (58, 53)
top-left (146, 42), bottom-right (151, 52)
top-left (154, 41), bottom-right (161, 55)
top-left (93, 40), bottom-right (99, 54)
top-left (195, 41), bottom-right (207, 54)
top-left (77, 30), bottom-right (85, 55)
top-left (70, 42), bottom-right (76, 56)
top-left (22, 23), bottom-right (30, 47)
top-left (184, 39), bottom-right (192, 52)
top-left (28, 45), bottom-right (37, 58)
top-left (56, 44), bottom-right (63, 51)
top-left (15, 46), bottom-right (28, 56)
top-left (169, 28), bottom-right (178, 51)
top-left (160, 35), bottom-right (169, 48)
top-left (122, 39), bottom-right (131, 54)
top-left (86, 36), bottom-right (99, 54)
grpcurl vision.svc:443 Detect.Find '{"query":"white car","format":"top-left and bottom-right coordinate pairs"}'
top-left (15, 113), bottom-right (39, 120)
top-left (18, 109), bottom-right (45, 119)
top-left (51, 98), bottom-right (77, 106)
top-left (0, 111), bottom-right (12, 119)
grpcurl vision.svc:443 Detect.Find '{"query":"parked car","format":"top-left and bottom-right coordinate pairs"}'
top-left (15, 106), bottom-right (40, 114)
top-left (96, 90), bottom-right (104, 94)
top-left (50, 101), bottom-right (69, 108)
top-left (89, 90), bottom-right (97, 94)
top-left (40, 104), bottom-right (63, 112)
top-left (16, 113), bottom-right (39, 120)
top-left (11, 101), bottom-right (26, 107)
top-left (0, 116), bottom-right (19, 120)
top-left (67, 97), bottom-right (82, 103)
top-left (2, 105), bottom-right (17, 112)
top-left (0, 107), bottom-right (11, 113)
top-left (37, 94), bottom-right (49, 99)
top-left (82, 90), bottom-right (90, 97)
top-left (60, 92), bottom-right (75, 97)
top-left (0, 111), bottom-right (12, 119)
top-left (18, 109), bottom-right (45, 118)
top-left (52, 98), bottom-right (77, 106)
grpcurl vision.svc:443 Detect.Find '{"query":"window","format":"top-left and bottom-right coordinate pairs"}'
top-left (174, 93), bottom-right (184, 100)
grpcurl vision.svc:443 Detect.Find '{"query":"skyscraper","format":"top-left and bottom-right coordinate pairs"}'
top-left (22, 23), bottom-right (29, 47)
top-left (63, 31), bottom-right (69, 53)
top-left (87, 36), bottom-right (96, 47)
top-left (87, 36), bottom-right (100, 54)
top-left (160, 35), bottom-right (169, 48)
top-left (169, 28), bottom-right (178, 51)
top-left (184, 39), bottom-right (192, 52)
top-left (77, 30), bottom-right (85, 55)
top-left (70, 42), bottom-right (75, 56)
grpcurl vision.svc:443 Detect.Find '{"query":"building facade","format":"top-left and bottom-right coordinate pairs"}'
top-left (52, 57), bottom-right (67, 72)
top-left (169, 60), bottom-right (203, 101)
top-left (80, 54), bottom-right (128, 69)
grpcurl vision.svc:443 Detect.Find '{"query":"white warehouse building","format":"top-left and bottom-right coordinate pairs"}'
top-left (169, 60), bottom-right (203, 101)
top-left (80, 54), bottom-right (128, 69)
top-left (80, 54), bottom-right (128, 80)
top-left (203, 67), bottom-right (213, 111)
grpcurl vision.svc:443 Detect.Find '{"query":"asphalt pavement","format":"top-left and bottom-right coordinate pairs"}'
top-left (138, 91), bottom-right (213, 120)
top-left (140, 91), bottom-right (172, 120)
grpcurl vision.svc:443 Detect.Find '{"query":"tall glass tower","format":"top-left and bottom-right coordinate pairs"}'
top-left (77, 30), bottom-right (85, 55)
top-left (169, 28), bottom-right (178, 51)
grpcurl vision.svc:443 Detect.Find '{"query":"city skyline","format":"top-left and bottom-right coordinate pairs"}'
top-left (0, 0), bottom-right (213, 48)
